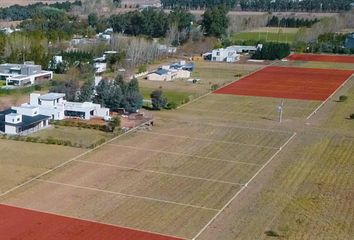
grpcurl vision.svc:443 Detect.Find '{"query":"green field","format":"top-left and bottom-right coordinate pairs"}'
top-left (140, 87), bottom-right (192, 106)
top-left (232, 31), bottom-right (296, 43)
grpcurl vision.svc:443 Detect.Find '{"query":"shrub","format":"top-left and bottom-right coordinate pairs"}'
top-left (264, 230), bottom-right (280, 237)
top-left (349, 113), bottom-right (354, 119)
top-left (165, 102), bottom-right (178, 110)
top-left (211, 84), bottom-right (219, 91)
top-left (339, 95), bottom-right (348, 102)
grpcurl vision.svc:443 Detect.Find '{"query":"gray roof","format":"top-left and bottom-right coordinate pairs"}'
top-left (155, 68), bottom-right (170, 75)
top-left (39, 93), bottom-right (65, 101)
top-left (0, 109), bottom-right (50, 128)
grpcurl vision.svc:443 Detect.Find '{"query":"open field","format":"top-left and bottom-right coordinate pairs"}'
top-left (215, 66), bottom-right (354, 101)
top-left (139, 61), bottom-right (262, 104)
top-left (31, 126), bottom-right (113, 148)
top-left (231, 31), bottom-right (296, 43)
top-left (0, 139), bottom-right (83, 194)
top-left (278, 59), bottom-right (354, 70)
top-left (1, 54), bottom-right (354, 239)
top-left (0, 91), bottom-right (295, 239)
top-left (140, 87), bottom-right (192, 106)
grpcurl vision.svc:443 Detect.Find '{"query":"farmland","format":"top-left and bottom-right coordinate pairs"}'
top-left (0, 53), bottom-right (354, 239)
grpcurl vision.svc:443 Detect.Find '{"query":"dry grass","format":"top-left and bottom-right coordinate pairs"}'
top-left (0, 139), bottom-right (83, 193)
top-left (0, 0), bottom-right (74, 7)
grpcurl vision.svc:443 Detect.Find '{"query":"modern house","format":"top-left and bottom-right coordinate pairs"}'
top-left (208, 45), bottom-right (261, 63)
top-left (345, 33), bottom-right (354, 49)
top-left (147, 61), bottom-right (194, 81)
top-left (17, 93), bottom-right (110, 121)
top-left (0, 107), bottom-right (50, 136)
top-left (0, 62), bottom-right (53, 87)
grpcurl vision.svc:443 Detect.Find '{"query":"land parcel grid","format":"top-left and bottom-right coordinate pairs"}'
top-left (0, 112), bottom-right (294, 239)
top-left (214, 66), bottom-right (354, 101)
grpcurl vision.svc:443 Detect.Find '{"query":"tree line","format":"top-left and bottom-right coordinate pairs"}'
top-left (0, 1), bottom-right (81, 21)
top-left (267, 16), bottom-right (319, 28)
top-left (161, 0), bottom-right (353, 12)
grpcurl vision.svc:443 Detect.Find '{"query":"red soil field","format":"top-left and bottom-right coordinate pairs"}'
top-left (286, 53), bottom-right (354, 63)
top-left (214, 66), bottom-right (354, 101)
top-left (0, 204), bottom-right (183, 240)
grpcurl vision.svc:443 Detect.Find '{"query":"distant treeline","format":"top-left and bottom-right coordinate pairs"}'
top-left (267, 16), bottom-right (319, 28)
top-left (161, 0), bottom-right (353, 12)
top-left (0, 1), bottom-right (81, 21)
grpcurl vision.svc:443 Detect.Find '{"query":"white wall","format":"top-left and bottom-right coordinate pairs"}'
top-left (5, 125), bottom-right (18, 135)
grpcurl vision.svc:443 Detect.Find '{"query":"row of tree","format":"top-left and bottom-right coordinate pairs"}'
top-left (239, 0), bottom-right (353, 12)
top-left (267, 16), bottom-right (319, 28)
top-left (161, 0), bottom-right (237, 9)
top-left (161, 0), bottom-right (353, 11)
top-left (252, 42), bottom-right (291, 60)
top-left (0, 1), bottom-right (81, 21)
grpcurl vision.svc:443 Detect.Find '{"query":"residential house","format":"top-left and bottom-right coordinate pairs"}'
top-left (0, 107), bottom-right (50, 135)
top-left (210, 45), bottom-right (261, 63)
top-left (0, 62), bottom-right (53, 87)
top-left (147, 61), bottom-right (193, 81)
top-left (18, 93), bottom-right (110, 121)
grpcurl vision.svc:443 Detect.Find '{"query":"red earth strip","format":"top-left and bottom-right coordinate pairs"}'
top-left (0, 204), bottom-right (183, 240)
top-left (286, 53), bottom-right (354, 63)
top-left (214, 66), bottom-right (354, 101)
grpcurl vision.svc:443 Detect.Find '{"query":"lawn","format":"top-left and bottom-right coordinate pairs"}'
top-left (31, 126), bottom-right (113, 148)
top-left (140, 87), bottom-right (193, 106)
top-left (231, 31), bottom-right (296, 43)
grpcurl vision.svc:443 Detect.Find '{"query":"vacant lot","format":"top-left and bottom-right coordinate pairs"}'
top-left (31, 126), bottom-right (113, 148)
top-left (0, 93), bottom-right (294, 238)
top-left (0, 139), bottom-right (83, 194)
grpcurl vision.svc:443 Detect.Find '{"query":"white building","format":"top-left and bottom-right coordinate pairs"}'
top-left (147, 61), bottom-right (194, 81)
top-left (210, 45), bottom-right (261, 63)
top-left (0, 107), bottom-right (50, 136)
top-left (0, 62), bottom-right (53, 87)
top-left (18, 93), bottom-right (110, 121)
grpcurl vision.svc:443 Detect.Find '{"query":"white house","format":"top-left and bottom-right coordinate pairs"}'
top-left (0, 107), bottom-right (50, 136)
top-left (18, 93), bottom-right (110, 121)
top-left (0, 62), bottom-right (53, 87)
top-left (147, 61), bottom-right (194, 81)
top-left (211, 45), bottom-right (261, 63)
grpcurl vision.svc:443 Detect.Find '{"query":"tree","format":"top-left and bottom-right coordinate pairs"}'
top-left (79, 78), bottom-right (95, 102)
top-left (95, 79), bottom-right (123, 110)
top-left (50, 79), bottom-right (79, 101)
top-left (88, 13), bottom-right (98, 27)
top-left (119, 77), bottom-right (143, 113)
top-left (150, 89), bottom-right (167, 110)
top-left (201, 7), bottom-right (229, 38)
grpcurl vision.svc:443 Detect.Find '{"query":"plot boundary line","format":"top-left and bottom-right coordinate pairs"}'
top-left (35, 179), bottom-right (220, 212)
top-left (0, 203), bottom-right (186, 240)
top-left (74, 159), bottom-right (244, 186)
top-left (306, 74), bottom-right (353, 119)
top-left (107, 143), bottom-right (262, 166)
top-left (0, 119), bottom-right (153, 198)
top-left (192, 132), bottom-right (297, 240)
top-left (157, 117), bottom-right (293, 135)
top-left (139, 131), bottom-right (279, 150)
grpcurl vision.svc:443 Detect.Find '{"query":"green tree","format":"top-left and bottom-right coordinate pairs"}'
top-left (88, 13), bottom-right (98, 27)
top-left (119, 77), bottom-right (143, 113)
top-left (201, 6), bottom-right (229, 37)
top-left (150, 89), bottom-right (167, 110)
top-left (79, 78), bottom-right (95, 102)
top-left (95, 79), bottom-right (123, 110)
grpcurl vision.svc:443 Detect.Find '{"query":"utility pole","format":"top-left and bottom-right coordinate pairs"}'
top-left (278, 100), bottom-right (284, 123)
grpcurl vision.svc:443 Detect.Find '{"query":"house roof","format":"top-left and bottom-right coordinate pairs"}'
top-left (39, 93), bottom-right (65, 101)
top-left (155, 68), bottom-right (170, 75)
top-left (0, 109), bottom-right (49, 128)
